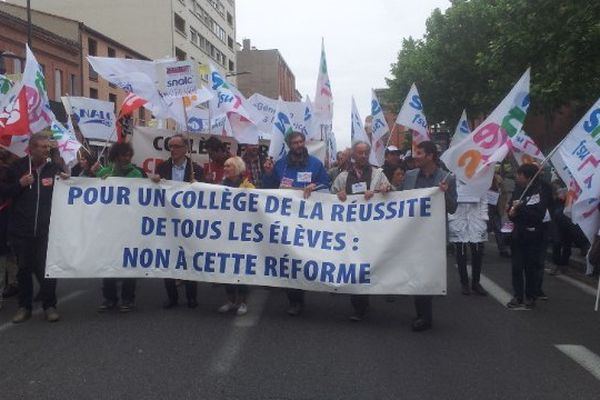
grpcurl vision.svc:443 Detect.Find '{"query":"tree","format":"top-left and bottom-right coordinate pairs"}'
top-left (385, 0), bottom-right (600, 146)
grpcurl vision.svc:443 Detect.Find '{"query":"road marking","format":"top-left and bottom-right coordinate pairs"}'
top-left (554, 274), bottom-right (596, 297)
top-left (454, 264), bottom-right (515, 309)
top-left (210, 289), bottom-right (269, 374)
top-left (555, 345), bottom-right (600, 381)
top-left (0, 290), bottom-right (86, 333)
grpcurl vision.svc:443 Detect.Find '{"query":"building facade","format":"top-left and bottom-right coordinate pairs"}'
top-left (236, 38), bottom-right (300, 102)
top-left (0, 3), bottom-right (150, 123)
top-left (6, 0), bottom-right (237, 82)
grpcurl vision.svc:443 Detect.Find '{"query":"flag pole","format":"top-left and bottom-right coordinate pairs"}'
top-left (517, 134), bottom-right (569, 203)
top-left (385, 122), bottom-right (398, 147)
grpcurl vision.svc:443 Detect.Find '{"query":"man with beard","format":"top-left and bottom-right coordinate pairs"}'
top-left (331, 141), bottom-right (391, 321)
top-left (400, 140), bottom-right (457, 332)
top-left (262, 131), bottom-right (330, 316)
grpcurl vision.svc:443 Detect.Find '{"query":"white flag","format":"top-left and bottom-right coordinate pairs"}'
top-left (50, 120), bottom-right (81, 167)
top-left (351, 97), bottom-right (370, 145)
top-left (395, 83), bottom-right (430, 144)
top-left (268, 99), bottom-right (294, 161)
top-left (510, 131), bottom-right (544, 165)
top-left (23, 45), bottom-right (54, 133)
top-left (449, 109), bottom-right (470, 148)
top-left (369, 90), bottom-right (390, 166)
top-left (441, 69), bottom-right (530, 191)
top-left (63, 97), bottom-right (116, 141)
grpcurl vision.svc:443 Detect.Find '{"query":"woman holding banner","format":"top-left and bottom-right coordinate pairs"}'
top-left (96, 142), bottom-right (146, 313)
top-left (218, 156), bottom-right (255, 316)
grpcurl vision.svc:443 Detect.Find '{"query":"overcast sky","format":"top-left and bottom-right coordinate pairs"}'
top-left (236, 0), bottom-right (451, 150)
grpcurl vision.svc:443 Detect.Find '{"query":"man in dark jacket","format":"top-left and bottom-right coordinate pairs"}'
top-left (3, 133), bottom-right (64, 323)
top-left (506, 163), bottom-right (548, 310)
top-left (262, 131), bottom-right (330, 316)
top-left (151, 134), bottom-right (203, 309)
top-left (400, 141), bottom-right (457, 332)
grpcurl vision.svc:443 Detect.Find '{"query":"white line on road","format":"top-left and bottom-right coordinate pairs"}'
top-left (555, 345), bottom-right (600, 381)
top-left (554, 274), bottom-right (597, 297)
top-left (455, 264), bottom-right (516, 310)
top-left (0, 290), bottom-right (86, 333)
top-left (210, 288), bottom-right (269, 375)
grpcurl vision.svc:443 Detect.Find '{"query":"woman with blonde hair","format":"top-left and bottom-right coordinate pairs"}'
top-left (218, 156), bottom-right (254, 315)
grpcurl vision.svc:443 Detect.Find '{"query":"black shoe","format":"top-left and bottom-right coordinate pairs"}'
top-left (524, 298), bottom-right (536, 309)
top-left (97, 300), bottom-right (117, 312)
top-left (536, 291), bottom-right (548, 301)
top-left (2, 284), bottom-right (18, 298)
top-left (286, 303), bottom-right (303, 316)
top-left (163, 300), bottom-right (178, 309)
top-left (119, 302), bottom-right (135, 313)
top-left (187, 300), bottom-right (198, 309)
top-left (461, 284), bottom-right (471, 295)
top-left (411, 318), bottom-right (432, 332)
top-left (471, 283), bottom-right (488, 296)
top-left (506, 297), bottom-right (526, 310)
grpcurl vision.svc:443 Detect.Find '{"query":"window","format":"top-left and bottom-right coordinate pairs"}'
top-left (175, 47), bottom-right (187, 61)
top-left (227, 36), bottom-right (233, 49)
top-left (88, 61), bottom-right (98, 81)
top-left (89, 88), bottom-right (98, 99)
top-left (228, 60), bottom-right (234, 72)
top-left (227, 12), bottom-right (233, 27)
top-left (174, 13), bottom-right (186, 35)
top-left (190, 27), bottom-right (199, 46)
top-left (109, 93), bottom-right (117, 110)
top-left (107, 47), bottom-right (116, 58)
top-left (13, 58), bottom-right (22, 73)
top-left (88, 38), bottom-right (97, 56)
top-left (54, 69), bottom-right (63, 101)
top-left (69, 74), bottom-right (77, 96)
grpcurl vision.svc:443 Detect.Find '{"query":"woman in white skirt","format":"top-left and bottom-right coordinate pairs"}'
top-left (449, 183), bottom-right (489, 296)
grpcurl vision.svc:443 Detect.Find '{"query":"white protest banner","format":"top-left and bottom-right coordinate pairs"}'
top-left (47, 179), bottom-right (447, 295)
top-left (395, 83), bottom-right (430, 145)
top-left (441, 69), bottom-right (530, 191)
top-left (130, 127), bottom-right (266, 174)
top-left (63, 96), bottom-right (116, 141)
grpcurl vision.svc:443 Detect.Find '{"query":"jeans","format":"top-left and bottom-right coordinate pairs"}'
top-left (12, 235), bottom-right (57, 310)
top-left (102, 278), bottom-right (136, 304)
top-left (511, 241), bottom-right (541, 301)
top-left (164, 279), bottom-right (197, 303)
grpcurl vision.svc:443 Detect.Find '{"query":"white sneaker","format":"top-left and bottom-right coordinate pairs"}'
top-left (218, 302), bottom-right (235, 313)
top-left (236, 303), bottom-right (248, 316)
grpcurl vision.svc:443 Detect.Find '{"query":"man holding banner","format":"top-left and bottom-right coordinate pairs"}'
top-left (262, 131), bottom-right (330, 316)
top-left (331, 141), bottom-right (391, 321)
top-left (151, 134), bottom-right (203, 309)
top-left (400, 141), bottom-right (457, 331)
top-left (3, 134), bottom-right (64, 323)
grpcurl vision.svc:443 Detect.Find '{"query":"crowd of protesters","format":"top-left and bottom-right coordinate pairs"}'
top-left (0, 131), bottom-right (598, 332)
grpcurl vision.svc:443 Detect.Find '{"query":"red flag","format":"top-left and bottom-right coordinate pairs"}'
top-left (117, 93), bottom-right (147, 142)
top-left (0, 88), bottom-right (30, 138)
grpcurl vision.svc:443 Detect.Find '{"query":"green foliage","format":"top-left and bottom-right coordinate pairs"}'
top-left (385, 0), bottom-right (600, 125)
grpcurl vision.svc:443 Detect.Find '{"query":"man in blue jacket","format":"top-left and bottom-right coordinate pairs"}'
top-left (262, 131), bottom-right (330, 316)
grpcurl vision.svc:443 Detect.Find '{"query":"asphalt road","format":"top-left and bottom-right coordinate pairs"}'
top-left (1, 246), bottom-right (599, 400)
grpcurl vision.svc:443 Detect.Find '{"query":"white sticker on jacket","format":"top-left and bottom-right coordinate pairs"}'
top-left (526, 194), bottom-right (540, 205)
